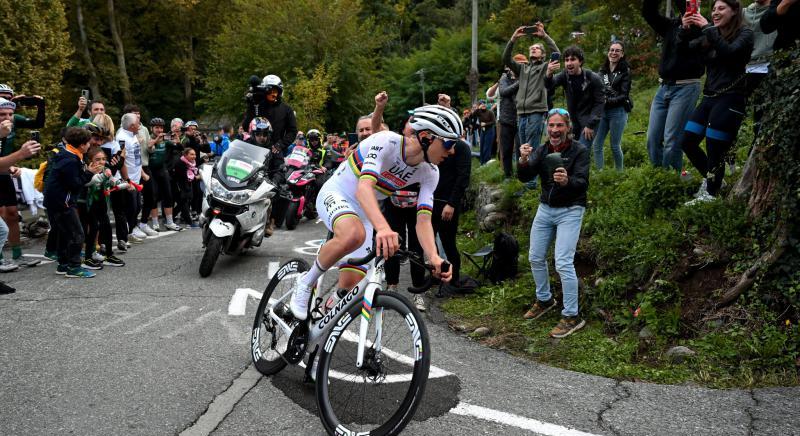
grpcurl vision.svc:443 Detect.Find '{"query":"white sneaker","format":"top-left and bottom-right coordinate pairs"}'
top-left (413, 294), bottom-right (426, 312)
top-left (139, 224), bottom-right (158, 237)
top-left (694, 179), bottom-right (708, 198)
top-left (685, 190), bottom-right (715, 206)
top-left (150, 221), bottom-right (162, 232)
top-left (131, 227), bottom-right (148, 239)
top-left (289, 273), bottom-right (312, 320)
top-left (128, 234), bottom-right (144, 244)
top-left (164, 222), bottom-right (182, 231)
top-left (0, 259), bottom-right (19, 273)
top-left (92, 252), bottom-right (105, 262)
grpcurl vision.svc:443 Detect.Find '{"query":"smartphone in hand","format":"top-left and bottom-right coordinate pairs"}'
top-left (551, 52), bottom-right (561, 62)
top-left (30, 130), bottom-right (41, 143)
top-left (685, 0), bottom-right (699, 14)
top-left (522, 26), bottom-right (537, 35)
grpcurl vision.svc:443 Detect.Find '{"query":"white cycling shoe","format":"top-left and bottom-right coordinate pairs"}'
top-left (289, 273), bottom-right (312, 320)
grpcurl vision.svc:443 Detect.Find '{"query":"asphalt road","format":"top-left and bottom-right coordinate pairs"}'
top-left (1, 219), bottom-right (798, 435)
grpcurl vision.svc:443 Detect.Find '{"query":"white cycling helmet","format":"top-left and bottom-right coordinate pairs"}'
top-left (0, 98), bottom-right (16, 111)
top-left (0, 84), bottom-right (13, 97)
top-left (409, 104), bottom-right (463, 140)
top-left (261, 75), bottom-right (283, 95)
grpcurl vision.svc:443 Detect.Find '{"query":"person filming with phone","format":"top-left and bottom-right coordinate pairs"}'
top-left (545, 46), bottom-right (605, 149)
top-left (0, 86), bottom-right (45, 269)
top-left (503, 22), bottom-right (560, 165)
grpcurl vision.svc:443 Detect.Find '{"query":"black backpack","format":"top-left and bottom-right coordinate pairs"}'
top-left (487, 231), bottom-right (519, 283)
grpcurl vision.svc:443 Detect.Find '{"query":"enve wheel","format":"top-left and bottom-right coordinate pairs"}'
top-left (251, 258), bottom-right (310, 375)
top-left (285, 201), bottom-right (300, 230)
top-left (316, 291), bottom-right (431, 436)
top-left (198, 236), bottom-right (222, 278)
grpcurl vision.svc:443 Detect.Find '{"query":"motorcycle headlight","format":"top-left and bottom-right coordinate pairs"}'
top-left (210, 178), bottom-right (254, 205)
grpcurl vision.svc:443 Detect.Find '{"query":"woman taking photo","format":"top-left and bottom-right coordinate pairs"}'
top-left (680, 0), bottom-right (753, 203)
top-left (593, 41), bottom-right (632, 171)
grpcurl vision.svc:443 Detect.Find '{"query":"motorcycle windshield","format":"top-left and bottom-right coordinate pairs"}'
top-left (216, 140), bottom-right (270, 188)
top-left (285, 145), bottom-right (310, 169)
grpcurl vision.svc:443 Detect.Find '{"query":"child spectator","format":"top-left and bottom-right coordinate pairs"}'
top-left (43, 128), bottom-right (103, 278)
top-left (173, 148), bottom-right (200, 227)
top-left (81, 146), bottom-right (126, 269)
top-left (93, 113), bottom-right (131, 252)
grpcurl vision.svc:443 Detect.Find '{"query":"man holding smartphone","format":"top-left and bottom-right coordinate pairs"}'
top-left (502, 22), bottom-right (560, 182)
top-left (0, 87), bottom-right (44, 269)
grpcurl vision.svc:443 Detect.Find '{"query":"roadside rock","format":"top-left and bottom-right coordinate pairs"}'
top-left (480, 211), bottom-right (507, 231)
top-left (638, 326), bottom-right (654, 340)
top-left (472, 327), bottom-right (491, 337)
top-left (666, 346), bottom-right (696, 363)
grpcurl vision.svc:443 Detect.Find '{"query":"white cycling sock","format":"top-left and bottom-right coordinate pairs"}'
top-left (300, 259), bottom-right (328, 288)
top-left (165, 215), bottom-right (174, 224)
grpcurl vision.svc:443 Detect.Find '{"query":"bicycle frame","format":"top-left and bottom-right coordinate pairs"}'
top-left (267, 259), bottom-right (385, 369)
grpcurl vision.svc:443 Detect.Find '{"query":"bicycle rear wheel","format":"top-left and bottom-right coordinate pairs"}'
top-left (251, 259), bottom-right (309, 375)
top-left (316, 291), bottom-right (430, 435)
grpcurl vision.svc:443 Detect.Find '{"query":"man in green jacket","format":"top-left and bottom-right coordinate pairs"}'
top-left (502, 22), bottom-right (560, 153)
top-left (66, 95), bottom-right (106, 127)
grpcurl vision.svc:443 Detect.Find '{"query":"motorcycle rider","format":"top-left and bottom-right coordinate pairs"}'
top-left (246, 117), bottom-right (280, 236)
top-left (241, 75), bottom-right (297, 231)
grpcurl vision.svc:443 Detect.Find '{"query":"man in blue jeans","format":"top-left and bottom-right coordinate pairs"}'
top-left (642, 0), bottom-right (704, 170)
top-left (517, 109), bottom-right (590, 338)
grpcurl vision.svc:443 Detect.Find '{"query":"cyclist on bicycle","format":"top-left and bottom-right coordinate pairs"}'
top-left (289, 104), bottom-right (461, 320)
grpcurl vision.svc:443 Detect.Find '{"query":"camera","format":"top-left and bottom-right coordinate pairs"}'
top-left (246, 75), bottom-right (267, 105)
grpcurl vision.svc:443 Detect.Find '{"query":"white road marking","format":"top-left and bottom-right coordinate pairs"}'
top-left (267, 261), bottom-right (279, 279)
top-left (293, 238), bottom-right (325, 256)
top-left (125, 306), bottom-right (190, 334)
top-left (228, 288), bottom-right (264, 316)
top-left (451, 402), bottom-right (600, 436)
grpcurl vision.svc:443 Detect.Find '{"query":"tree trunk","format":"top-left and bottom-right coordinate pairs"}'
top-left (469, 0), bottom-right (478, 105)
top-left (184, 36), bottom-right (194, 117)
top-left (107, 0), bottom-right (132, 103)
top-left (75, 0), bottom-right (101, 100)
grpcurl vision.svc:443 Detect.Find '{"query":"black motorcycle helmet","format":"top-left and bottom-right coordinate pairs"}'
top-left (307, 129), bottom-right (322, 149)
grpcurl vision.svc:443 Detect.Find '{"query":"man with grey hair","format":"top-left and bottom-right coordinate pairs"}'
top-left (116, 112), bottom-right (148, 241)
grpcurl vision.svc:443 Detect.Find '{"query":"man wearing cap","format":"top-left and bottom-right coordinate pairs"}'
top-left (0, 90), bottom-right (44, 269)
top-left (503, 23), bottom-right (560, 158)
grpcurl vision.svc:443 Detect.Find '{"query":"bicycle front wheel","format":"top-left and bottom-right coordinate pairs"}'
top-left (316, 291), bottom-right (431, 436)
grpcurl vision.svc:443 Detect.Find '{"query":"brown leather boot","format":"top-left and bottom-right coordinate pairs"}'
top-left (265, 218), bottom-right (275, 237)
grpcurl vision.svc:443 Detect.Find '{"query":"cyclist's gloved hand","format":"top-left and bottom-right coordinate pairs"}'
top-left (431, 256), bottom-right (452, 283)
top-left (375, 227), bottom-right (399, 260)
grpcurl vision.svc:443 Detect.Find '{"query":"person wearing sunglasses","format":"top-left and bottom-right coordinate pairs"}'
top-left (288, 104), bottom-right (460, 321)
top-left (517, 108), bottom-right (590, 338)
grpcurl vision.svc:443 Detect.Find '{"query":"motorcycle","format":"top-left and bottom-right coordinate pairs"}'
top-left (198, 140), bottom-right (277, 277)
top-left (283, 145), bottom-right (326, 230)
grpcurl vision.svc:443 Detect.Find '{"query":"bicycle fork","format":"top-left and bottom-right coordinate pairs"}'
top-left (356, 283), bottom-right (382, 368)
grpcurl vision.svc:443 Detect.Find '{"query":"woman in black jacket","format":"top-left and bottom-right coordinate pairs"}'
top-left (593, 41), bottom-right (632, 171)
top-left (680, 0), bottom-right (754, 203)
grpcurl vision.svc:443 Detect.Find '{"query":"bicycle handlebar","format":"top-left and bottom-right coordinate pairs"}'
top-left (345, 235), bottom-right (451, 294)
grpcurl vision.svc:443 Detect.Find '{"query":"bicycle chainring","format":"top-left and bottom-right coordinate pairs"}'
top-left (284, 322), bottom-right (309, 365)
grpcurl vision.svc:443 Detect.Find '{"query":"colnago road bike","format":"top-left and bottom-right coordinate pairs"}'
top-left (251, 236), bottom-right (448, 435)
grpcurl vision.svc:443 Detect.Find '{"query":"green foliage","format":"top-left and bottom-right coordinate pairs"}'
top-left (0, 0), bottom-right (72, 145)
top-left (200, 0), bottom-right (381, 131)
top-left (291, 64), bottom-right (338, 130)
